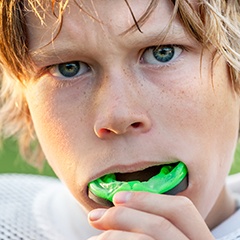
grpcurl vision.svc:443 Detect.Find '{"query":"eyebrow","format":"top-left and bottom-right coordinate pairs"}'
top-left (30, 41), bottom-right (85, 67)
top-left (30, 23), bottom-right (191, 67)
top-left (121, 23), bottom-right (192, 47)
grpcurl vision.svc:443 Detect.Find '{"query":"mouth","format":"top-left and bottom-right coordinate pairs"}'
top-left (88, 161), bottom-right (188, 207)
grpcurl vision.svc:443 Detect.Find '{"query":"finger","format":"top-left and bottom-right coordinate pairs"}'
top-left (88, 206), bottom-right (188, 240)
top-left (113, 192), bottom-right (214, 240)
top-left (88, 230), bottom-right (154, 240)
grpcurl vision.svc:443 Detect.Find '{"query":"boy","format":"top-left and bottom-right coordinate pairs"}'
top-left (0, 0), bottom-right (240, 239)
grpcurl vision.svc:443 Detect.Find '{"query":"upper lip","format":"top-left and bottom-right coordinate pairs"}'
top-left (89, 160), bottom-right (180, 182)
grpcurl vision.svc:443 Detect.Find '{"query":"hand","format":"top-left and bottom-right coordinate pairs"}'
top-left (88, 192), bottom-right (215, 240)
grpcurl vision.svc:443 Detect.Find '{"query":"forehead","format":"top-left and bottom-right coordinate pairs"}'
top-left (25, 0), bottom-right (203, 68)
top-left (26, 0), bottom-right (188, 49)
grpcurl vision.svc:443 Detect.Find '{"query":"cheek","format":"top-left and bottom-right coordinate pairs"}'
top-left (144, 58), bottom-right (240, 217)
top-left (174, 65), bottom-right (240, 217)
top-left (24, 82), bottom-right (94, 187)
top-left (25, 95), bottom-right (95, 209)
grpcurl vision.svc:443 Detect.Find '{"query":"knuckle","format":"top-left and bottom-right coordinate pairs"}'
top-left (156, 217), bottom-right (172, 232)
top-left (177, 195), bottom-right (194, 210)
top-left (108, 205), bottom-right (125, 218)
top-left (104, 206), bottom-right (127, 225)
top-left (142, 215), bottom-right (172, 234)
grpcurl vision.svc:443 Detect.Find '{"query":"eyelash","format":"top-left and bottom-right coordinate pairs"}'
top-left (140, 44), bottom-right (185, 67)
top-left (44, 44), bottom-right (186, 81)
top-left (47, 61), bottom-right (91, 80)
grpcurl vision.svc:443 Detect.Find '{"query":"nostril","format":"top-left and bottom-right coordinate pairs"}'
top-left (98, 128), bottom-right (111, 135)
top-left (131, 122), bottom-right (141, 128)
top-left (94, 115), bottom-right (151, 138)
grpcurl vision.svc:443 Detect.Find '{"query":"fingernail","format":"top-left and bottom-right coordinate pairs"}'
top-left (113, 191), bottom-right (132, 204)
top-left (88, 209), bottom-right (107, 221)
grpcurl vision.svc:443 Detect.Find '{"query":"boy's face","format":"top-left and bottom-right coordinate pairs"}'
top-left (25, 0), bottom-right (239, 218)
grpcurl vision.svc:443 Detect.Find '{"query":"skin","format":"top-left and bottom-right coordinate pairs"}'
top-left (24, 0), bottom-right (240, 238)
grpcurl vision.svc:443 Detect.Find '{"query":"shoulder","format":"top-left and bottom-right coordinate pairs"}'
top-left (0, 174), bottom-right (64, 240)
top-left (0, 174), bottom-right (60, 206)
top-left (0, 173), bottom-right (101, 240)
top-left (0, 172), bottom-right (59, 188)
top-left (0, 173), bottom-right (61, 213)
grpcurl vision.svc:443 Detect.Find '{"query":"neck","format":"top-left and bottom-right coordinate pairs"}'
top-left (206, 185), bottom-right (236, 230)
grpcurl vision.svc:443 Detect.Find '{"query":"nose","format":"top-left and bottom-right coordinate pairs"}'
top-left (93, 75), bottom-right (152, 139)
top-left (94, 108), bottom-right (152, 138)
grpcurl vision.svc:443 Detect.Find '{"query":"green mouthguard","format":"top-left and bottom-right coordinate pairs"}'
top-left (88, 161), bottom-right (188, 203)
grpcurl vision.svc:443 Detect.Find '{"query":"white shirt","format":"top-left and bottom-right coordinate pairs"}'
top-left (0, 173), bottom-right (240, 239)
top-left (211, 173), bottom-right (240, 239)
top-left (0, 174), bottom-right (100, 240)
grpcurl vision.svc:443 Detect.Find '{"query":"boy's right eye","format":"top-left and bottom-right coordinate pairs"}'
top-left (49, 61), bottom-right (90, 79)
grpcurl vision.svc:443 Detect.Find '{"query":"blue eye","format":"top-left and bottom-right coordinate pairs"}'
top-left (142, 45), bottom-right (183, 65)
top-left (59, 62), bottom-right (80, 77)
top-left (153, 46), bottom-right (175, 62)
top-left (50, 61), bottom-right (90, 79)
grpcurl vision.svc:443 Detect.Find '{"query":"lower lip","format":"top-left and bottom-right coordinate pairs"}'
top-left (88, 161), bottom-right (188, 207)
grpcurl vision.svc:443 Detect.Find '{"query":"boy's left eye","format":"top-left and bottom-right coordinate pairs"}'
top-left (49, 61), bottom-right (90, 79)
top-left (141, 45), bottom-right (183, 65)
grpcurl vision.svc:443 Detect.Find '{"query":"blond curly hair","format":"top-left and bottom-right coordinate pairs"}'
top-left (0, 0), bottom-right (240, 167)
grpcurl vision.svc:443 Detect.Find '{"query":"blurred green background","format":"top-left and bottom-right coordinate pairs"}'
top-left (0, 138), bottom-right (56, 177)
top-left (0, 138), bottom-right (240, 176)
